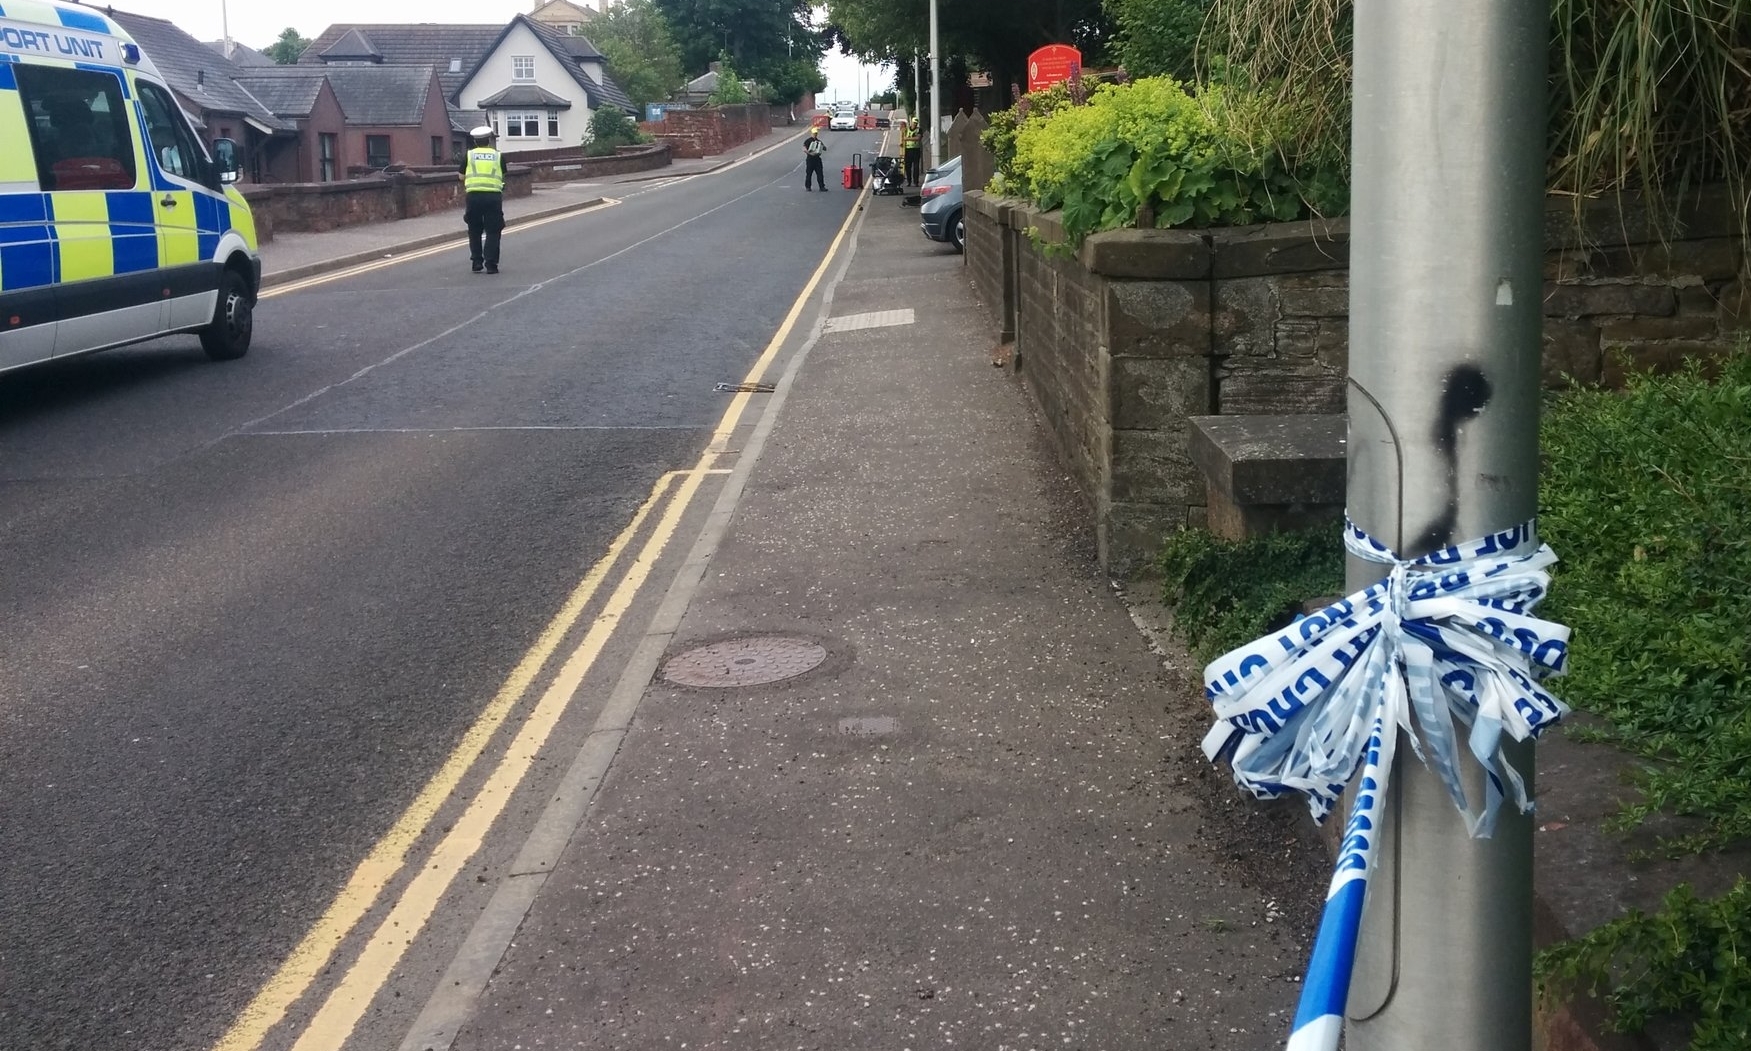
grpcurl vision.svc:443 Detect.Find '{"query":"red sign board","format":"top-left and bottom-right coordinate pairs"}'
top-left (1027, 44), bottom-right (1082, 93)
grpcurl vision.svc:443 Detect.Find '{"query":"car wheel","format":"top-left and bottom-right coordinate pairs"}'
top-left (949, 209), bottom-right (965, 253)
top-left (200, 269), bottom-right (254, 361)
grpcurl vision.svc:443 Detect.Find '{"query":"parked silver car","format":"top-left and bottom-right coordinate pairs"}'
top-left (917, 155), bottom-right (965, 252)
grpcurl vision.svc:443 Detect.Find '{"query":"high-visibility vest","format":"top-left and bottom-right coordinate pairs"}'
top-left (464, 147), bottom-right (504, 193)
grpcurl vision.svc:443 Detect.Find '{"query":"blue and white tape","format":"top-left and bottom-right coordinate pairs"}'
top-left (1200, 518), bottom-right (1570, 1051)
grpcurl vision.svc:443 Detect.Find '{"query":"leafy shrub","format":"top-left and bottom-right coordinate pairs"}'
top-left (980, 82), bottom-right (1076, 185)
top-left (1004, 76), bottom-right (1344, 246)
top-left (1158, 525), bottom-right (1344, 663)
top-left (1538, 880), bottom-right (1751, 1051)
top-left (585, 106), bottom-right (646, 157)
top-left (1538, 350), bottom-right (1751, 855)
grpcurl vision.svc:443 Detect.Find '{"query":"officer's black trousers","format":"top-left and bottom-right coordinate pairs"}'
top-left (904, 147), bottom-right (921, 186)
top-left (465, 192), bottom-right (505, 267)
top-left (804, 155), bottom-right (826, 189)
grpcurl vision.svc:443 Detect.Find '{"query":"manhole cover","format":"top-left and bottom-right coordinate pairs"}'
top-left (663, 636), bottom-right (828, 688)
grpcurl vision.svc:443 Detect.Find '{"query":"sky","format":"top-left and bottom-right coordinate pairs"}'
top-left (114, 0), bottom-right (891, 103)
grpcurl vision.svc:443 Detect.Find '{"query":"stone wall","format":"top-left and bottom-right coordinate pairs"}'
top-left (239, 165), bottom-right (536, 240)
top-left (964, 185), bottom-right (1750, 577)
top-left (650, 104), bottom-right (772, 158)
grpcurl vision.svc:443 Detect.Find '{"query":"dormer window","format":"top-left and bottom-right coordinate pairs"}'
top-left (449, 58), bottom-right (461, 73)
top-left (512, 56), bottom-right (535, 82)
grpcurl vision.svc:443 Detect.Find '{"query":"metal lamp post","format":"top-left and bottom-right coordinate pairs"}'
top-left (927, 0), bottom-right (940, 170)
top-left (1343, 1), bottom-right (1549, 1049)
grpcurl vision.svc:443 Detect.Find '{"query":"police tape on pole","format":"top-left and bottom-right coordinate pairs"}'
top-left (1201, 520), bottom-right (1568, 1051)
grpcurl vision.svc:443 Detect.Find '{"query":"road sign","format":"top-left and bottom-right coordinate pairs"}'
top-left (1027, 44), bottom-right (1081, 93)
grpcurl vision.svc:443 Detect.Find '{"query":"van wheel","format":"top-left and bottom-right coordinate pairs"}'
top-left (200, 270), bottom-right (253, 361)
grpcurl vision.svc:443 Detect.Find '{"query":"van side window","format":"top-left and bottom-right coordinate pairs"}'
top-left (13, 65), bottom-right (136, 191)
top-left (137, 82), bottom-right (213, 187)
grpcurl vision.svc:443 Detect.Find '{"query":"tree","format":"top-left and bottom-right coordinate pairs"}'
top-left (577, 0), bottom-right (686, 111)
top-left (1107, 0), bottom-right (1209, 80)
top-left (262, 27), bottom-right (310, 65)
top-left (759, 58), bottom-right (826, 106)
top-left (653, 0), bottom-right (822, 78)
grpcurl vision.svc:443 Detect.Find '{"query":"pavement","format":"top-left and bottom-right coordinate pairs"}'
top-left (255, 126), bottom-right (1324, 1051)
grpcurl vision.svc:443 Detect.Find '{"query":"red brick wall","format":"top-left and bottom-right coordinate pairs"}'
top-left (649, 104), bottom-right (772, 158)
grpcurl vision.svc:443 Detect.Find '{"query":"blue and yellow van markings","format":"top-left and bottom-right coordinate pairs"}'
top-left (52, 5), bottom-right (111, 34)
top-left (0, 192), bottom-right (55, 292)
top-left (102, 191), bottom-right (156, 274)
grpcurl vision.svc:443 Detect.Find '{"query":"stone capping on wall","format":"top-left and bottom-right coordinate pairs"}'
top-left (508, 142), bottom-right (673, 183)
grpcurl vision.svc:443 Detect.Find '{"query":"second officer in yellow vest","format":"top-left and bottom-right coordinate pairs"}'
top-left (459, 126), bottom-right (506, 274)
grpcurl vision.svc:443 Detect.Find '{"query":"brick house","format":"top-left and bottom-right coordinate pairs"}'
top-left (108, 9), bottom-right (295, 182)
top-left (236, 65), bottom-right (455, 179)
top-left (228, 73), bottom-right (348, 183)
top-left (299, 23), bottom-right (508, 156)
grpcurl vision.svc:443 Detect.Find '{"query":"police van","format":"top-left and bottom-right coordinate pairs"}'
top-left (0, 0), bottom-right (260, 375)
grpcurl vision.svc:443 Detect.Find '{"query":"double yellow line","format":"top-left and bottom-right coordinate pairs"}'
top-left (213, 173), bottom-right (865, 1051)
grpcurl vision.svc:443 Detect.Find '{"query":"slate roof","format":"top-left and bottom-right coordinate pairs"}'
top-left (205, 40), bottom-right (277, 66)
top-left (301, 23), bottom-right (504, 102)
top-left (232, 70), bottom-right (328, 118)
top-left (476, 84), bottom-right (573, 109)
top-left (234, 65), bottom-right (437, 125)
top-left (450, 107), bottom-right (489, 134)
top-left (108, 10), bottom-right (292, 132)
top-left (321, 29), bottom-right (382, 62)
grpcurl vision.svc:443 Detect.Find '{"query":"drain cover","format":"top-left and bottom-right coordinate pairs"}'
top-left (663, 636), bottom-right (828, 688)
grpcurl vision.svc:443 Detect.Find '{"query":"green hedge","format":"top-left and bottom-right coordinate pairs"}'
top-left (986, 76), bottom-right (1345, 248)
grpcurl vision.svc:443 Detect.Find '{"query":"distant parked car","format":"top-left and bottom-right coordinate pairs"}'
top-left (918, 155), bottom-right (965, 252)
top-left (874, 112), bottom-right (891, 128)
top-left (829, 111), bottom-right (858, 131)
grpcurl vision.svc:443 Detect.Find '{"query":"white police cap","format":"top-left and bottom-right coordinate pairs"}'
top-left (470, 125), bottom-right (494, 138)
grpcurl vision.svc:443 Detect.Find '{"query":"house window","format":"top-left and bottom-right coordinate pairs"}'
top-left (319, 132), bottom-right (336, 181)
top-left (502, 112), bottom-right (542, 138)
top-left (366, 134), bottom-right (390, 168)
top-left (449, 58), bottom-right (461, 73)
top-left (512, 56), bottom-right (535, 82)
top-left (546, 112), bottom-right (560, 137)
top-left (432, 136), bottom-right (444, 164)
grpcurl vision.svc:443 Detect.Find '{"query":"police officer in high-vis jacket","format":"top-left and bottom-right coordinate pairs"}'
top-left (458, 125), bottom-right (505, 274)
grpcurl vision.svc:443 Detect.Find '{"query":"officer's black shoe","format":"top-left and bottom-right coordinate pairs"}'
top-left (471, 263), bottom-right (484, 273)
top-left (486, 265), bottom-right (499, 274)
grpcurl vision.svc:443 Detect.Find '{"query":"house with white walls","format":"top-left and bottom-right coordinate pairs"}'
top-left (454, 14), bottom-right (636, 152)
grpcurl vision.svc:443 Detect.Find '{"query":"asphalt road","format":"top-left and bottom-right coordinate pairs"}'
top-left (0, 129), bottom-right (889, 1051)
